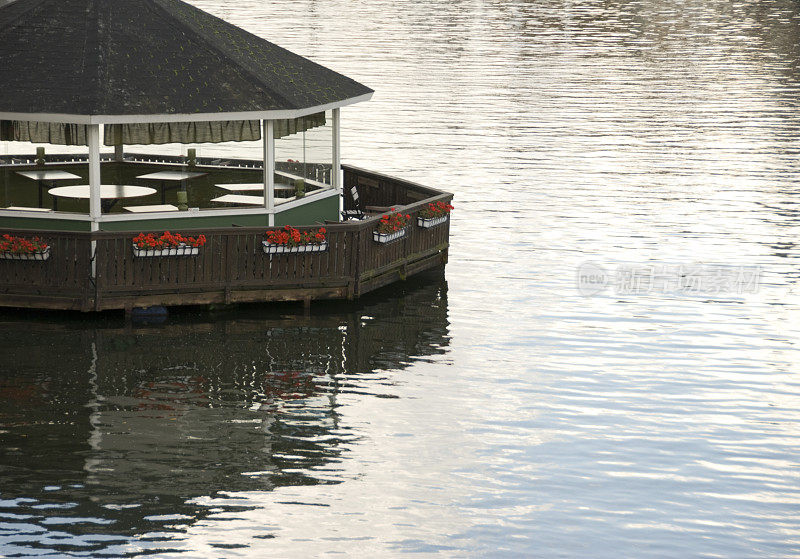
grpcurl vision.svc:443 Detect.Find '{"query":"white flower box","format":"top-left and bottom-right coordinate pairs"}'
top-left (0, 247), bottom-right (50, 261)
top-left (262, 241), bottom-right (328, 254)
top-left (133, 244), bottom-right (199, 257)
top-left (417, 215), bottom-right (448, 229)
top-left (373, 228), bottom-right (407, 244)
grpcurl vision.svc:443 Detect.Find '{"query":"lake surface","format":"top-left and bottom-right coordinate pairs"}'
top-left (3, 0), bottom-right (800, 556)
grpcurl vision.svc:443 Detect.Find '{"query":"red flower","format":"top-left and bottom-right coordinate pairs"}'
top-left (0, 234), bottom-right (49, 255)
top-left (133, 231), bottom-right (207, 250)
top-left (418, 201), bottom-right (453, 219)
top-left (264, 226), bottom-right (326, 248)
top-left (375, 210), bottom-right (411, 234)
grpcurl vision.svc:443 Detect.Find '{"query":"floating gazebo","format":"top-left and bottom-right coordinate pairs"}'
top-left (0, 0), bottom-right (452, 311)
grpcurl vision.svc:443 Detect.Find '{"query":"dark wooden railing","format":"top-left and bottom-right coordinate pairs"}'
top-left (0, 166), bottom-right (452, 311)
top-left (0, 231), bottom-right (93, 310)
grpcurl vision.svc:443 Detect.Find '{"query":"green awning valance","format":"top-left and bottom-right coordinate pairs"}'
top-left (103, 121), bottom-right (262, 145)
top-left (273, 112), bottom-right (326, 139)
top-left (0, 113), bottom-right (326, 146)
top-left (0, 120), bottom-right (87, 145)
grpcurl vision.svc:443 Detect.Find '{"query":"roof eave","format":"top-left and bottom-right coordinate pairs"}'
top-left (0, 92), bottom-right (373, 125)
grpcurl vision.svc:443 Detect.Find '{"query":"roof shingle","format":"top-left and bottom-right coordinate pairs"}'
top-left (0, 0), bottom-right (373, 118)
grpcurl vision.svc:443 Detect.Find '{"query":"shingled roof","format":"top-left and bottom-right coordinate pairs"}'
top-left (0, 0), bottom-right (373, 123)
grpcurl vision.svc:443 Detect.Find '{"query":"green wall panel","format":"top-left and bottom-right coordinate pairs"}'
top-left (275, 195), bottom-right (339, 227)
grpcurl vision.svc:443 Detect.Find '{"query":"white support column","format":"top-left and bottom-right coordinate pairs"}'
top-left (263, 119), bottom-right (275, 227)
top-left (332, 108), bottom-right (342, 216)
top-left (88, 124), bottom-right (102, 279)
top-left (88, 124), bottom-right (102, 231)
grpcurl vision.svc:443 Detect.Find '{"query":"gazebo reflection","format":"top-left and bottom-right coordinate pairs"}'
top-left (0, 275), bottom-right (448, 554)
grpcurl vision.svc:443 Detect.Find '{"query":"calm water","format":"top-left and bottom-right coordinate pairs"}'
top-left (3, 0), bottom-right (800, 556)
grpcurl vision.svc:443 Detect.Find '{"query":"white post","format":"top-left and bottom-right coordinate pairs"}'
top-left (88, 124), bottom-right (102, 279)
top-left (332, 108), bottom-right (342, 216)
top-left (263, 119), bottom-right (275, 227)
top-left (88, 124), bottom-right (102, 230)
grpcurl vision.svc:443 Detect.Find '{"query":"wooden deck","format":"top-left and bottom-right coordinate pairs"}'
top-left (0, 165), bottom-right (451, 311)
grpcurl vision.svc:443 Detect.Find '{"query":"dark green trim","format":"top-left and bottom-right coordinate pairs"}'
top-left (0, 217), bottom-right (90, 231)
top-left (99, 214), bottom-right (270, 232)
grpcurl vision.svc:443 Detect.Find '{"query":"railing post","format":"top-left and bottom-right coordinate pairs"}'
top-left (351, 227), bottom-right (363, 298)
top-left (225, 231), bottom-right (235, 302)
top-left (91, 235), bottom-right (99, 311)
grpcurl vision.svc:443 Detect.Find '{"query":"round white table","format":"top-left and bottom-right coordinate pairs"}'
top-left (48, 184), bottom-right (156, 211)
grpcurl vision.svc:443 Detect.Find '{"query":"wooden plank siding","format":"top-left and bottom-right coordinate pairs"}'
top-left (0, 166), bottom-right (451, 311)
top-left (0, 231), bottom-right (93, 310)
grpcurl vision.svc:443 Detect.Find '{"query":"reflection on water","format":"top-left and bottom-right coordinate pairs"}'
top-left (0, 276), bottom-right (449, 556)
